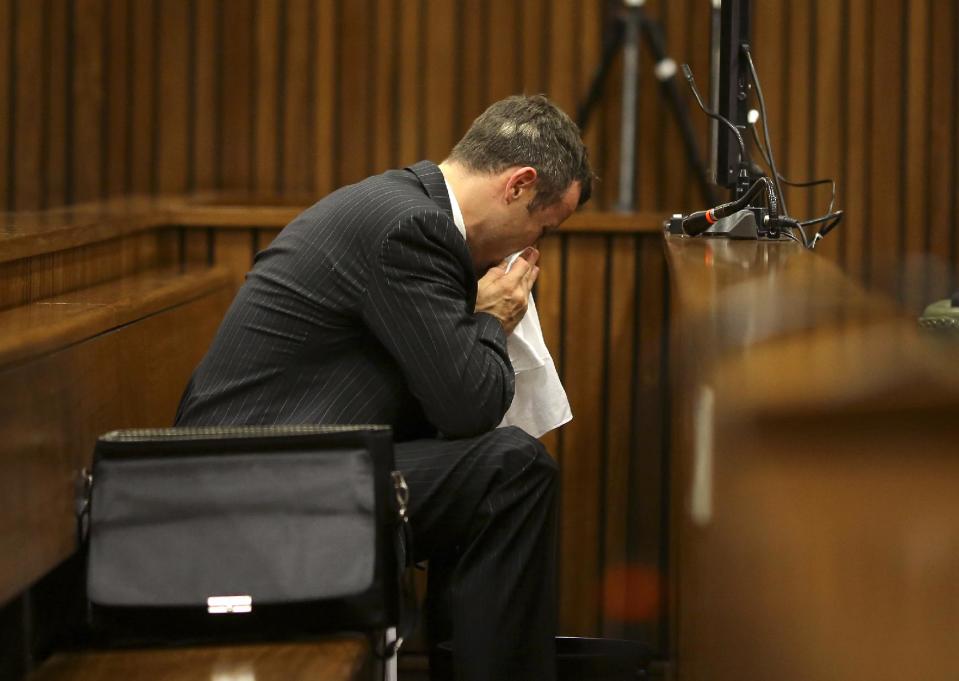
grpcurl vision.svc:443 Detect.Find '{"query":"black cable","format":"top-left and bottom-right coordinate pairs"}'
top-left (742, 45), bottom-right (788, 217)
top-left (750, 123), bottom-right (836, 215)
top-left (681, 63), bottom-right (749, 168)
top-left (800, 210), bottom-right (844, 228)
top-left (781, 230), bottom-right (804, 246)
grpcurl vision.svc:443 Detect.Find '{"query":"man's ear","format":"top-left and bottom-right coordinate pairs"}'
top-left (504, 167), bottom-right (538, 204)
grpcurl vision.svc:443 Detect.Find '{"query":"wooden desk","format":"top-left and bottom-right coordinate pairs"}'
top-left (665, 236), bottom-right (959, 681)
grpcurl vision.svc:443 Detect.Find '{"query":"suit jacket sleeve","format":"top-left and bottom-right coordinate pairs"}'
top-left (361, 211), bottom-right (514, 438)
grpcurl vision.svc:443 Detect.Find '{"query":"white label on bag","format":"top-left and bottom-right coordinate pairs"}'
top-left (207, 595), bottom-right (253, 614)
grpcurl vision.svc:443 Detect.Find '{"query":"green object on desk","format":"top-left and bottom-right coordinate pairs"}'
top-left (919, 298), bottom-right (959, 330)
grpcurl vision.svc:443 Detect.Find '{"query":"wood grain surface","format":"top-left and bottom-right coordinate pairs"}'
top-left (666, 235), bottom-right (959, 680)
top-left (27, 639), bottom-right (371, 681)
top-left (0, 0), bottom-right (955, 300)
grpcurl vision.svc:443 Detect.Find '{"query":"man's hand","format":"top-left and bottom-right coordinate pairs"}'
top-left (475, 247), bottom-right (540, 335)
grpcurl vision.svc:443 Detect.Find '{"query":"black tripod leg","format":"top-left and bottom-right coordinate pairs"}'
top-left (639, 12), bottom-right (719, 206)
top-left (576, 17), bottom-right (625, 132)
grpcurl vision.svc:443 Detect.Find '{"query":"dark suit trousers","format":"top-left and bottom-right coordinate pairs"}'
top-left (395, 426), bottom-right (559, 681)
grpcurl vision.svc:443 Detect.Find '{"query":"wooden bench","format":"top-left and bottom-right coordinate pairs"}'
top-left (0, 202), bottom-right (373, 681)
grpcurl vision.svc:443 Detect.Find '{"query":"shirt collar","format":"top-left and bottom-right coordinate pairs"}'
top-left (439, 169), bottom-right (467, 241)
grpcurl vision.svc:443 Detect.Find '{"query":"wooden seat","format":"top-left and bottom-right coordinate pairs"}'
top-left (1, 202), bottom-right (377, 681)
top-left (26, 639), bottom-right (373, 681)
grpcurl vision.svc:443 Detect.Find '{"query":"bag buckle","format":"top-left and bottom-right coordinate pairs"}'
top-left (207, 595), bottom-right (253, 614)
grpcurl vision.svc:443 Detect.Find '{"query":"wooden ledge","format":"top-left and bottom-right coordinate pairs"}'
top-left (0, 265), bottom-right (231, 368)
top-left (27, 637), bottom-right (372, 681)
top-left (0, 194), bottom-right (666, 264)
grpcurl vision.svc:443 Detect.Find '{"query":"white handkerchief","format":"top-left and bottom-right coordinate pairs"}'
top-left (498, 254), bottom-right (573, 438)
top-left (439, 170), bottom-right (571, 437)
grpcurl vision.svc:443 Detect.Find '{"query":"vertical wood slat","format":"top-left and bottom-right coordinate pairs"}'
top-left (486, 0), bottom-right (518, 104)
top-left (842, 0), bottom-right (869, 280)
top-left (637, 1), bottom-right (663, 211)
top-left (753, 1), bottom-right (787, 211)
top-left (337, 0), bottom-right (372, 185)
top-left (520, 0), bottom-right (547, 94)
top-left (253, 0), bottom-right (280, 195)
top-left (219, 0), bottom-right (254, 192)
top-left (810, 0), bottom-right (843, 264)
top-left (547, 0), bottom-right (576, 116)
top-left (869, 0), bottom-right (905, 290)
top-left (458, 0), bottom-right (485, 133)
top-left (283, 0), bottom-right (312, 194)
top-left (0, 0), bottom-right (9, 211)
top-left (601, 234), bottom-right (637, 640)
top-left (72, 0), bottom-right (106, 202)
top-left (927, 3), bottom-right (956, 274)
top-left (314, 0), bottom-right (336, 197)
top-left (424, 0), bottom-right (456, 163)
top-left (627, 235), bottom-right (666, 645)
top-left (213, 229), bottom-right (256, 290)
top-left (128, 0), bottom-right (155, 195)
top-left (902, 0), bottom-right (931, 310)
top-left (660, 0), bottom-right (691, 213)
top-left (157, 0), bottom-right (189, 195)
top-left (559, 235), bottom-right (608, 636)
top-left (682, 1), bottom-right (713, 211)
top-left (579, 0), bottom-right (602, 205)
top-left (103, 0), bottom-right (128, 200)
top-left (14, 0), bottom-right (44, 210)
top-left (371, 0), bottom-right (396, 173)
top-left (45, 0), bottom-right (69, 207)
top-left (193, 0), bottom-right (218, 191)
top-left (785, 0), bottom-right (812, 220)
top-left (396, 0), bottom-right (422, 167)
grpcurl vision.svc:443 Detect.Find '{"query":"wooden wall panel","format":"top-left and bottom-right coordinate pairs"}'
top-left (103, 0), bottom-right (128, 199)
top-left (927, 5), bottom-right (957, 283)
top-left (13, 0), bottom-right (44, 210)
top-left (0, 0), bottom-right (9, 211)
top-left (868, 0), bottom-right (905, 291)
top-left (219, 0), bottom-right (254, 192)
top-left (338, 0), bottom-right (372, 186)
top-left (253, 0), bottom-right (280, 196)
top-left (192, 0), bottom-right (218, 191)
top-left (157, 1), bottom-right (190, 195)
top-left (1, 0), bottom-right (957, 298)
top-left (372, 0), bottom-right (397, 173)
top-left (283, 0), bottom-right (313, 195)
top-left (810, 0), bottom-right (843, 265)
top-left (128, 0), bottom-right (156, 195)
top-left (313, 0), bottom-right (336, 197)
top-left (558, 234), bottom-right (608, 636)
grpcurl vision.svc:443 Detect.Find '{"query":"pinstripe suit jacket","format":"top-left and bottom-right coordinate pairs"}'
top-left (175, 161), bottom-right (515, 440)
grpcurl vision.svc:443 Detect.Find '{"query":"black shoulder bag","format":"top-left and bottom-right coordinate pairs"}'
top-left (77, 425), bottom-right (415, 654)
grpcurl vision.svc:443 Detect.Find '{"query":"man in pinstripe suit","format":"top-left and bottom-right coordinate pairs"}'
top-left (176, 95), bottom-right (592, 680)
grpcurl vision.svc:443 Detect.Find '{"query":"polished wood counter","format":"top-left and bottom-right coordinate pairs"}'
top-left (665, 236), bottom-right (959, 681)
top-left (27, 638), bottom-right (372, 681)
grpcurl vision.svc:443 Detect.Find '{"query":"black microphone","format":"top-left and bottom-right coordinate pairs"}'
top-left (682, 177), bottom-right (775, 236)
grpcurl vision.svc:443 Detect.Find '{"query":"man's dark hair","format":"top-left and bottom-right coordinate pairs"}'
top-left (447, 94), bottom-right (594, 211)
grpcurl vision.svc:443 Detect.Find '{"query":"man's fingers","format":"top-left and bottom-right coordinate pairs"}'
top-left (527, 265), bottom-right (541, 289)
top-left (504, 247), bottom-right (539, 282)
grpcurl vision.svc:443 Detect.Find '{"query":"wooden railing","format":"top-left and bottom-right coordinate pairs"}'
top-left (665, 236), bottom-right (959, 681)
